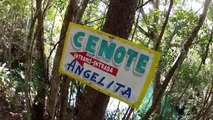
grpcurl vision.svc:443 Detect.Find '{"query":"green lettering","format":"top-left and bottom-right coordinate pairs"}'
top-left (98, 40), bottom-right (116, 60)
top-left (135, 54), bottom-right (149, 75)
top-left (114, 46), bottom-right (126, 65)
top-left (126, 49), bottom-right (138, 68)
top-left (73, 31), bottom-right (85, 49)
top-left (86, 35), bottom-right (99, 54)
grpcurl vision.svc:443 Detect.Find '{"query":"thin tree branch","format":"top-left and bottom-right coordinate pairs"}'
top-left (137, 25), bottom-right (152, 39)
top-left (43, 0), bottom-right (52, 16)
top-left (153, 0), bottom-right (159, 24)
top-left (196, 93), bottom-right (213, 120)
top-left (196, 79), bottom-right (213, 120)
top-left (125, 107), bottom-right (134, 120)
top-left (47, 40), bottom-right (60, 67)
top-left (202, 26), bottom-right (213, 64)
top-left (122, 106), bottom-right (131, 120)
top-left (137, 0), bottom-right (153, 10)
top-left (140, 7), bottom-right (149, 30)
top-left (113, 101), bottom-right (120, 119)
top-left (75, 0), bottom-right (90, 23)
top-left (203, 85), bottom-right (213, 107)
top-left (138, 6), bottom-right (158, 41)
top-left (131, 8), bottom-right (142, 41)
top-left (83, 17), bottom-right (106, 25)
top-left (47, 9), bottom-right (57, 76)
top-left (154, 0), bottom-right (173, 50)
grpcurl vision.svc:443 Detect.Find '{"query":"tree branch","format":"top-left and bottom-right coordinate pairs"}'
top-left (47, 40), bottom-right (60, 66)
top-left (202, 26), bottom-right (213, 64)
top-left (131, 8), bottom-right (142, 41)
top-left (43, 0), bottom-right (52, 16)
top-left (137, 25), bottom-right (153, 39)
top-left (83, 17), bottom-right (106, 25)
top-left (137, 0), bottom-right (153, 10)
top-left (75, 0), bottom-right (90, 23)
top-left (154, 0), bottom-right (173, 50)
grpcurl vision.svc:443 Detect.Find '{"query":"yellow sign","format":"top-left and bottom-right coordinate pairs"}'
top-left (59, 22), bottom-right (160, 108)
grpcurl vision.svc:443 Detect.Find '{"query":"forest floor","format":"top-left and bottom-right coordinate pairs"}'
top-left (0, 91), bottom-right (22, 120)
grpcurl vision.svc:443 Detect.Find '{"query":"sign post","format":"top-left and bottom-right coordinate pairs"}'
top-left (59, 22), bottom-right (160, 108)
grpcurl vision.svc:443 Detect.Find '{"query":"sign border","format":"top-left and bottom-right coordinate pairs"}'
top-left (59, 22), bottom-right (161, 108)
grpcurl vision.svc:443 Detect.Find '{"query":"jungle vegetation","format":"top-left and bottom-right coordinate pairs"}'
top-left (0, 0), bottom-right (212, 120)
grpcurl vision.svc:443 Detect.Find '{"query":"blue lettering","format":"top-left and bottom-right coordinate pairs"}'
top-left (74, 65), bottom-right (84, 75)
top-left (107, 81), bottom-right (114, 89)
top-left (122, 87), bottom-right (131, 99)
top-left (67, 60), bottom-right (76, 72)
top-left (90, 72), bottom-right (99, 82)
top-left (83, 70), bottom-right (91, 79)
top-left (97, 77), bottom-right (105, 86)
top-left (115, 83), bottom-right (125, 92)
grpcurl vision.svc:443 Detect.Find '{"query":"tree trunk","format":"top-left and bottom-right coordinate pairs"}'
top-left (77, 0), bottom-right (138, 120)
top-left (31, 0), bottom-right (47, 120)
top-left (47, 0), bottom-right (78, 119)
top-left (59, 76), bottom-right (70, 120)
top-left (24, 3), bottom-right (39, 120)
top-left (58, 0), bottom-right (89, 119)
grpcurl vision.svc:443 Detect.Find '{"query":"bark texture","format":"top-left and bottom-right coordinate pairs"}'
top-left (31, 0), bottom-right (47, 119)
top-left (59, 77), bottom-right (70, 120)
top-left (48, 0), bottom-right (90, 119)
top-left (48, 0), bottom-right (77, 119)
top-left (58, 0), bottom-right (89, 118)
top-left (77, 0), bottom-right (138, 120)
top-left (24, 3), bottom-right (39, 120)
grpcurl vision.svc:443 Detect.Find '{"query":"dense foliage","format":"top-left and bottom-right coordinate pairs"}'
top-left (0, 0), bottom-right (212, 120)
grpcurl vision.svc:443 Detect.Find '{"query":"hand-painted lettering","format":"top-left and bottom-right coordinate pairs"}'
top-left (85, 35), bottom-right (99, 54)
top-left (115, 83), bottom-right (125, 92)
top-left (113, 46), bottom-right (126, 65)
top-left (126, 49), bottom-right (138, 68)
top-left (67, 59), bottom-right (76, 72)
top-left (74, 65), bottom-right (84, 75)
top-left (122, 87), bottom-right (131, 99)
top-left (73, 31), bottom-right (85, 49)
top-left (66, 59), bottom-right (132, 99)
top-left (83, 70), bottom-right (91, 79)
top-left (97, 77), bottom-right (105, 86)
top-left (135, 54), bottom-right (149, 75)
top-left (98, 40), bottom-right (116, 60)
top-left (107, 81), bottom-right (114, 89)
top-left (90, 72), bottom-right (99, 82)
top-left (72, 31), bottom-right (150, 75)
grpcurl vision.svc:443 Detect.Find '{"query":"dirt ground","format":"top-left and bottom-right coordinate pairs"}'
top-left (0, 92), bottom-right (22, 120)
